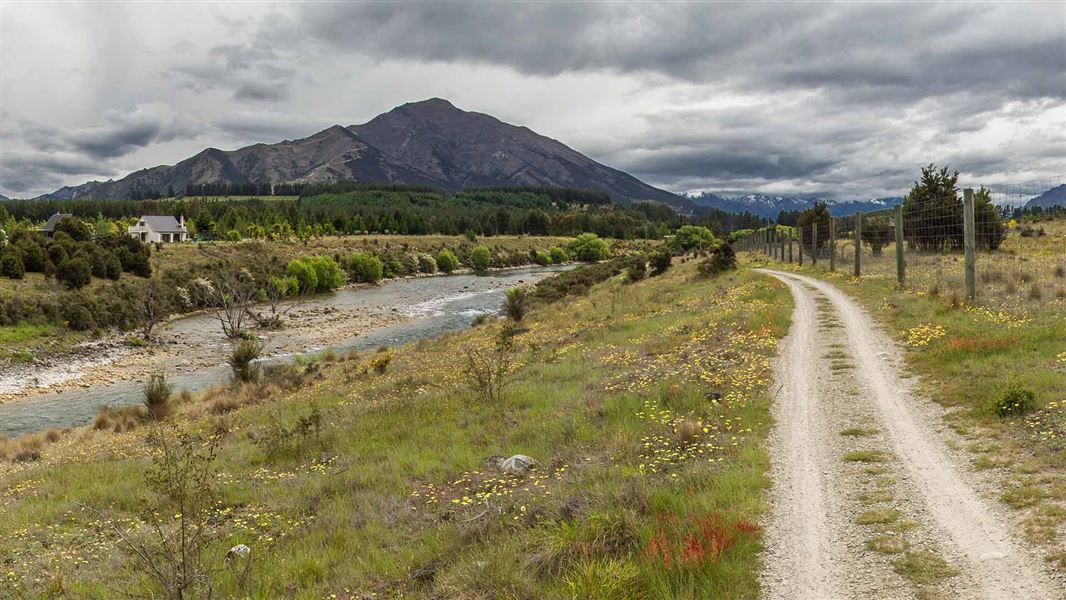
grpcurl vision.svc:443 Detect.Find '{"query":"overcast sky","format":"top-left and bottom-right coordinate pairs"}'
top-left (1, 2), bottom-right (1064, 199)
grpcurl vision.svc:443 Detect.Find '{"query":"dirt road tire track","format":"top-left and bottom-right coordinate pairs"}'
top-left (759, 269), bottom-right (1060, 600)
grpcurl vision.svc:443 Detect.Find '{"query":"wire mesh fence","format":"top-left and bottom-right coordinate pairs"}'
top-left (734, 179), bottom-right (1066, 310)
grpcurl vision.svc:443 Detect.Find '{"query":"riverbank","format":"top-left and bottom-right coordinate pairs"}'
top-left (0, 264), bottom-right (563, 404)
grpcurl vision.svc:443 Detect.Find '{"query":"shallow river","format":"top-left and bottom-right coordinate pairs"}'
top-left (0, 266), bottom-right (568, 437)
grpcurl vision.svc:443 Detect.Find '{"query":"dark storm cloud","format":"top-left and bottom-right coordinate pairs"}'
top-left (0, 151), bottom-right (116, 194)
top-left (16, 109), bottom-right (198, 160)
top-left (285, 3), bottom-right (1065, 103)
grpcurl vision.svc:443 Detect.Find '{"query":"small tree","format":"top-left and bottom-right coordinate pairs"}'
top-left (861, 217), bottom-right (893, 256)
top-left (650, 248), bottom-right (673, 276)
top-left (504, 287), bottom-right (531, 321)
top-left (463, 325), bottom-right (516, 404)
top-left (285, 259), bottom-right (318, 294)
top-left (229, 338), bottom-right (262, 383)
top-left (54, 217), bottom-right (92, 242)
top-left (568, 233), bottom-right (609, 262)
top-left (1, 250), bottom-right (24, 279)
top-left (669, 225), bottom-right (715, 253)
top-left (139, 279), bottom-right (172, 341)
top-left (193, 268), bottom-right (256, 338)
top-left (253, 275), bottom-right (301, 329)
top-left (57, 257), bottom-right (92, 289)
top-left (797, 202), bottom-right (831, 250)
top-left (143, 372), bottom-right (173, 420)
top-left (470, 245), bottom-right (492, 271)
top-left (549, 246), bottom-right (569, 263)
top-left (697, 243), bottom-right (737, 278)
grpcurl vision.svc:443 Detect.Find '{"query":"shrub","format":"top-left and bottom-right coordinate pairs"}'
top-left (994, 377), bottom-right (1036, 417)
top-left (1, 251), bottom-right (25, 279)
top-left (417, 253), bottom-right (438, 274)
top-left (504, 287), bottom-right (531, 321)
top-left (229, 339), bottom-right (263, 383)
top-left (650, 248), bottom-right (672, 276)
top-left (255, 401), bottom-right (323, 461)
top-left (463, 326), bottom-right (515, 403)
top-left (533, 259), bottom-right (626, 303)
top-left (15, 240), bottom-right (49, 273)
top-left (533, 250), bottom-right (553, 266)
top-left (697, 243), bottom-right (737, 278)
top-left (549, 246), bottom-right (570, 263)
top-left (623, 255), bottom-right (646, 283)
top-left (286, 259), bottom-right (318, 294)
top-left (307, 256), bottom-right (344, 291)
top-left (568, 233), bottom-right (609, 262)
top-left (470, 245), bottom-right (492, 271)
top-left (369, 348), bottom-right (393, 374)
top-left (669, 225), bottom-right (716, 253)
top-left (57, 257), bottom-right (92, 289)
top-left (143, 373), bottom-right (172, 420)
top-left (63, 303), bottom-right (95, 331)
top-left (436, 250), bottom-right (460, 273)
top-left (347, 251), bottom-right (383, 283)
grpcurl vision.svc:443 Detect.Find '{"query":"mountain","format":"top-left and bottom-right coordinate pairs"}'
top-left (40, 98), bottom-right (686, 208)
top-left (686, 192), bottom-right (903, 218)
top-left (1026, 184), bottom-right (1066, 208)
top-left (0, 193), bottom-right (8, 201)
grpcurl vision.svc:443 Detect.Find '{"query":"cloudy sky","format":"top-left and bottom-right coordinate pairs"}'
top-left (1, 2), bottom-right (1064, 199)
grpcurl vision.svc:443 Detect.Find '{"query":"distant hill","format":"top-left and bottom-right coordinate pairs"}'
top-left (685, 192), bottom-right (903, 218)
top-left (1026, 184), bottom-right (1066, 208)
top-left (0, 193), bottom-right (9, 201)
top-left (39, 98), bottom-right (688, 209)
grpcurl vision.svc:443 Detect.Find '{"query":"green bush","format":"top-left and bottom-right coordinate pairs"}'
top-left (417, 253), bottom-right (437, 274)
top-left (347, 251), bottom-right (383, 283)
top-left (307, 256), bottom-right (344, 291)
top-left (63, 303), bottom-right (95, 331)
top-left (470, 245), bottom-right (492, 271)
top-left (436, 250), bottom-right (460, 273)
top-left (533, 250), bottom-right (553, 266)
top-left (1, 251), bottom-right (25, 279)
top-left (670, 225), bottom-right (716, 253)
top-left (649, 248), bottom-right (672, 276)
top-left (225, 229), bottom-right (242, 242)
top-left (995, 378), bottom-right (1036, 417)
top-left (623, 255), bottom-right (647, 283)
top-left (533, 258), bottom-right (626, 303)
top-left (549, 246), bottom-right (570, 264)
top-left (286, 259), bottom-right (318, 294)
top-left (696, 243), bottom-right (737, 278)
top-left (568, 233), bottom-right (609, 262)
top-left (57, 257), bottom-right (92, 289)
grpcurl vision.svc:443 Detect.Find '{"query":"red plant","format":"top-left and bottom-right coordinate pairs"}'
top-left (734, 520), bottom-right (761, 535)
top-left (646, 512), bottom-right (762, 568)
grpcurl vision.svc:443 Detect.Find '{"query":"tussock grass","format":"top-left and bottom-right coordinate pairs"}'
top-left (892, 550), bottom-right (958, 586)
top-left (842, 450), bottom-right (890, 463)
top-left (856, 508), bottom-right (901, 525)
top-left (840, 427), bottom-right (879, 437)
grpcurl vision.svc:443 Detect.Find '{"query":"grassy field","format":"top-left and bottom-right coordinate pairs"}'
top-left (744, 220), bottom-right (1066, 573)
top-left (0, 259), bottom-right (791, 598)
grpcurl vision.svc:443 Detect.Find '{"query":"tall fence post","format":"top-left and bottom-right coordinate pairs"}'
top-left (812, 225), bottom-right (818, 266)
top-left (894, 204), bottom-right (905, 287)
top-left (798, 226), bottom-right (804, 266)
top-left (853, 213), bottom-right (862, 277)
top-left (829, 219), bottom-right (836, 272)
top-left (780, 229), bottom-right (786, 263)
top-left (963, 188), bottom-right (976, 301)
top-left (788, 230), bottom-right (793, 263)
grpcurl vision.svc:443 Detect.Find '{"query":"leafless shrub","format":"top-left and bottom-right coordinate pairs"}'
top-left (191, 268), bottom-right (257, 339)
top-left (463, 325), bottom-right (516, 404)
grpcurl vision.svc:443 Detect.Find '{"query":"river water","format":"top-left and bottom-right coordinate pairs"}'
top-left (0, 265), bottom-right (568, 437)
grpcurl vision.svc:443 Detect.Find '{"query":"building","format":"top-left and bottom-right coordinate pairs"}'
top-left (39, 213), bottom-right (74, 237)
top-left (128, 215), bottom-right (188, 243)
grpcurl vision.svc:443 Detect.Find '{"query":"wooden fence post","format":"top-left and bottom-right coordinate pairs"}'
top-left (798, 226), bottom-right (804, 266)
top-left (853, 213), bottom-right (862, 277)
top-left (829, 219), bottom-right (836, 271)
top-left (894, 204), bottom-right (905, 287)
top-left (780, 229), bottom-right (786, 262)
top-left (963, 188), bottom-right (976, 301)
top-left (812, 224), bottom-right (818, 266)
top-left (788, 230), bottom-right (793, 263)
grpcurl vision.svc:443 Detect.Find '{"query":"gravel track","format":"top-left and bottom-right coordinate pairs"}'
top-left (759, 269), bottom-right (1060, 600)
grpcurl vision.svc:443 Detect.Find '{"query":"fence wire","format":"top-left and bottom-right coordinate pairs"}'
top-left (735, 178), bottom-right (1066, 310)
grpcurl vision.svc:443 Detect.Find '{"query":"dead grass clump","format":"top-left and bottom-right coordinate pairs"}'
top-left (208, 394), bottom-right (240, 415)
top-left (1054, 264), bottom-right (1065, 279)
top-left (1055, 288), bottom-right (1066, 300)
top-left (927, 283), bottom-right (939, 298)
top-left (92, 405), bottom-right (145, 433)
top-left (676, 419), bottom-right (701, 445)
top-left (1005, 280), bottom-right (1018, 294)
top-left (1029, 284), bottom-right (1043, 301)
top-left (1019, 272), bottom-right (1034, 284)
top-left (43, 428), bottom-right (62, 443)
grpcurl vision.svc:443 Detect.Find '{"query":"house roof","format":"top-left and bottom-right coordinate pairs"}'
top-left (138, 215), bottom-right (185, 232)
top-left (41, 213), bottom-right (73, 231)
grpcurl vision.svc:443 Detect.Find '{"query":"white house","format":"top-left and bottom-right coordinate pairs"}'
top-left (128, 215), bottom-right (188, 243)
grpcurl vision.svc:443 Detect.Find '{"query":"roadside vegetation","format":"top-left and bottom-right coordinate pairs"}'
top-left (0, 241), bottom-right (792, 598)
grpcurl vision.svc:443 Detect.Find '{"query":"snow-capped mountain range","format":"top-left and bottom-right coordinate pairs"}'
top-left (684, 192), bottom-right (904, 218)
